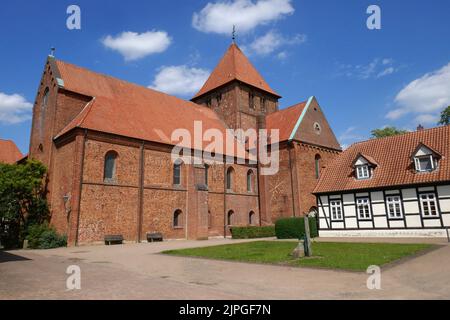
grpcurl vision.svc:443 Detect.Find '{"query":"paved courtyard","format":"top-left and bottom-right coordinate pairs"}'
top-left (1, 237), bottom-right (449, 300)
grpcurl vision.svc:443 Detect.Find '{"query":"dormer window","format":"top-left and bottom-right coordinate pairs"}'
top-left (414, 155), bottom-right (435, 172)
top-left (352, 154), bottom-right (378, 180)
top-left (356, 165), bottom-right (370, 179)
top-left (411, 143), bottom-right (440, 173)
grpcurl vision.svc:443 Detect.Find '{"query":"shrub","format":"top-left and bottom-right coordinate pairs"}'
top-left (275, 217), bottom-right (318, 239)
top-left (231, 226), bottom-right (275, 239)
top-left (26, 223), bottom-right (67, 249)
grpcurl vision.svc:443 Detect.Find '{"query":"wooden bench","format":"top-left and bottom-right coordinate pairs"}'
top-left (104, 235), bottom-right (124, 245)
top-left (147, 232), bottom-right (163, 242)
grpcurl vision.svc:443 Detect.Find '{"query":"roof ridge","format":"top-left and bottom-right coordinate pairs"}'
top-left (347, 125), bottom-right (450, 149)
top-left (56, 59), bottom-right (216, 114)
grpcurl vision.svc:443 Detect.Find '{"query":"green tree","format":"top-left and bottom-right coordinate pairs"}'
top-left (371, 126), bottom-right (408, 139)
top-left (438, 106), bottom-right (450, 125)
top-left (0, 160), bottom-right (49, 248)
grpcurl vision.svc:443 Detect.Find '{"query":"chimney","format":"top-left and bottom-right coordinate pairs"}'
top-left (417, 124), bottom-right (424, 131)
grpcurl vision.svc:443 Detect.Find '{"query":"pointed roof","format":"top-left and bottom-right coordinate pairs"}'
top-left (266, 100), bottom-right (308, 142)
top-left (0, 139), bottom-right (23, 164)
top-left (53, 59), bottom-right (251, 160)
top-left (192, 43), bottom-right (280, 99)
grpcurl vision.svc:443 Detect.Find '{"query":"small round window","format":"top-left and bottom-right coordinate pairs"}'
top-left (313, 122), bottom-right (322, 135)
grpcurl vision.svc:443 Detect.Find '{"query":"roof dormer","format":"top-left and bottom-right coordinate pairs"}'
top-left (411, 143), bottom-right (441, 173)
top-left (352, 153), bottom-right (378, 180)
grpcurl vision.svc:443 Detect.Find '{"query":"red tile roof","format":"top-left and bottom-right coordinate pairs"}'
top-left (54, 60), bottom-right (250, 160)
top-left (266, 101), bottom-right (307, 141)
top-left (192, 43), bottom-right (280, 99)
top-left (0, 139), bottom-right (23, 164)
top-left (314, 125), bottom-right (450, 194)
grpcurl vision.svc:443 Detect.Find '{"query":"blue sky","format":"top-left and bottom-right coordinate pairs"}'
top-left (1, 0), bottom-right (449, 154)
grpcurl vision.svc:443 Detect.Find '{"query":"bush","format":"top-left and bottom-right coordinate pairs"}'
top-left (231, 226), bottom-right (275, 239)
top-left (275, 217), bottom-right (318, 239)
top-left (26, 223), bottom-right (67, 249)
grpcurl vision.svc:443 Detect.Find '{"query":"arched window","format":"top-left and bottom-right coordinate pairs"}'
top-left (173, 209), bottom-right (183, 228)
top-left (249, 211), bottom-right (255, 225)
top-left (173, 159), bottom-right (182, 185)
top-left (247, 170), bottom-right (254, 192)
top-left (226, 167), bottom-right (234, 191)
top-left (205, 164), bottom-right (209, 186)
top-left (104, 151), bottom-right (118, 182)
top-left (208, 210), bottom-right (212, 228)
top-left (227, 210), bottom-right (234, 225)
top-left (42, 87), bottom-right (49, 110)
top-left (315, 154), bottom-right (321, 179)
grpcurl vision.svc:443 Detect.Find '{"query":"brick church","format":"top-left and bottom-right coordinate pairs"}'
top-left (28, 42), bottom-right (341, 246)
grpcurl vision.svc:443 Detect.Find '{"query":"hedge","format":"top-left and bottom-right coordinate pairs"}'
top-left (26, 223), bottom-right (67, 249)
top-left (231, 226), bottom-right (276, 239)
top-left (275, 217), bottom-right (318, 239)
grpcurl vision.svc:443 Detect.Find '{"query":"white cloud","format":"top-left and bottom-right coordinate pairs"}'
top-left (243, 30), bottom-right (306, 56)
top-left (338, 126), bottom-right (366, 148)
top-left (337, 58), bottom-right (397, 80)
top-left (377, 67), bottom-right (395, 78)
top-left (192, 0), bottom-right (294, 35)
top-left (387, 62), bottom-right (450, 120)
top-left (0, 92), bottom-right (33, 124)
top-left (414, 114), bottom-right (439, 125)
top-left (102, 31), bottom-right (172, 61)
top-left (149, 65), bottom-right (210, 96)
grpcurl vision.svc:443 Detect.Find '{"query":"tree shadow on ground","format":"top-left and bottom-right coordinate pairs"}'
top-left (0, 251), bottom-right (32, 263)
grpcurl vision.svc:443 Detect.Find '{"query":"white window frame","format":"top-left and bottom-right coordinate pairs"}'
top-left (386, 195), bottom-right (403, 219)
top-left (356, 197), bottom-right (372, 220)
top-left (419, 193), bottom-right (439, 217)
top-left (414, 155), bottom-right (435, 172)
top-left (356, 165), bottom-right (370, 179)
top-left (330, 200), bottom-right (343, 221)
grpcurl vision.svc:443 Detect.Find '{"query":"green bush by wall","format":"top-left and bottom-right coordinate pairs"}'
top-left (27, 223), bottom-right (67, 249)
top-left (231, 226), bottom-right (276, 239)
top-left (275, 217), bottom-right (318, 239)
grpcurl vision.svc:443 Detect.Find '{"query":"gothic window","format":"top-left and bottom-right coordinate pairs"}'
top-left (173, 209), bottom-right (183, 228)
top-left (227, 210), bottom-right (234, 225)
top-left (247, 170), bottom-right (253, 192)
top-left (173, 159), bottom-right (183, 185)
top-left (226, 167), bottom-right (234, 191)
top-left (104, 151), bottom-right (118, 182)
top-left (249, 92), bottom-right (255, 109)
top-left (261, 98), bottom-right (266, 113)
top-left (315, 154), bottom-right (321, 179)
top-left (204, 164), bottom-right (209, 186)
top-left (249, 211), bottom-right (256, 225)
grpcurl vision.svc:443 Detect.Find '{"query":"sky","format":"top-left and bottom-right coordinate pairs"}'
top-left (0, 0), bottom-right (449, 154)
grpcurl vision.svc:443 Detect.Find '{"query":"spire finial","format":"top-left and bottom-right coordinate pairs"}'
top-left (50, 47), bottom-right (56, 57)
top-left (232, 25), bottom-right (236, 43)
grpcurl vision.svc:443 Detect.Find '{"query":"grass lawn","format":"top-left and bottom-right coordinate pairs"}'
top-left (163, 241), bottom-right (434, 271)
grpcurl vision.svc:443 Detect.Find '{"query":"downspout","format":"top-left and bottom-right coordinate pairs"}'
top-left (288, 142), bottom-right (296, 217)
top-left (137, 141), bottom-right (144, 242)
top-left (223, 161), bottom-right (227, 238)
top-left (75, 129), bottom-right (87, 246)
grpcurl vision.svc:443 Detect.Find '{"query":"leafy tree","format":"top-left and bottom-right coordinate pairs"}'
top-left (438, 106), bottom-right (450, 125)
top-left (0, 160), bottom-right (49, 248)
top-left (371, 126), bottom-right (408, 139)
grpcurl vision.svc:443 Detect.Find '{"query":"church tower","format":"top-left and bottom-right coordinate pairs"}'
top-left (191, 43), bottom-right (281, 132)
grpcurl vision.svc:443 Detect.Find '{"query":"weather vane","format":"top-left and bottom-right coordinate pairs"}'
top-left (232, 25), bottom-right (236, 43)
top-left (50, 47), bottom-right (56, 57)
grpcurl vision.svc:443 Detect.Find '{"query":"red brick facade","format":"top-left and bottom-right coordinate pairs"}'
top-left (28, 46), bottom-right (341, 246)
